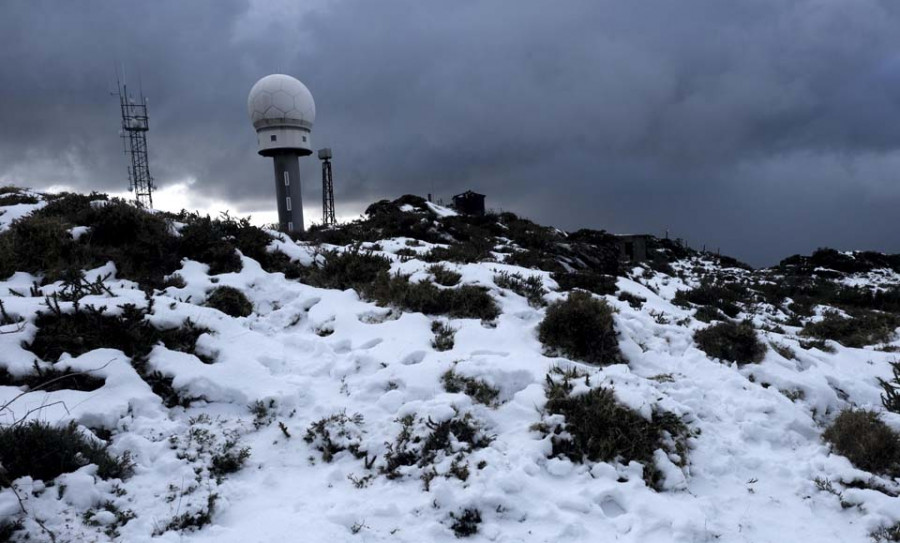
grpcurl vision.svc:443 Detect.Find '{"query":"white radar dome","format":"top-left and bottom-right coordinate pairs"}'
top-left (248, 74), bottom-right (316, 156)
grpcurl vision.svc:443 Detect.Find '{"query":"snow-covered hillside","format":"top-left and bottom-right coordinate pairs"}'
top-left (1, 188), bottom-right (899, 542)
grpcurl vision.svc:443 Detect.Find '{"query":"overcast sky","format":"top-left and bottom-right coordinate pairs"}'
top-left (2, 0), bottom-right (899, 266)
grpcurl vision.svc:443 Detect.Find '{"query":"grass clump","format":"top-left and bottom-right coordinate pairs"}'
top-left (441, 368), bottom-right (500, 407)
top-left (431, 321), bottom-right (456, 351)
top-left (538, 290), bottom-right (623, 365)
top-left (365, 273), bottom-right (500, 320)
top-left (428, 264), bottom-right (462, 287)
top-left (494, 271), bottom-right (546, 307)
top-left (822, 409), bottom-right (900, 476)
top-left (694, 320), bottom-right (766, 365)
top-left (205, 286), bottom-right (253, 317)
top-left (0, 421), bottom-right (133, 487)
top-left (801, 310), bottom-right (900, 348)
top-left (534, 369), bottom-right (690, 490)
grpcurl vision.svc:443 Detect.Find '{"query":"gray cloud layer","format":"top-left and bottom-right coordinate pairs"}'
top-left (2, 0), bottom-right (899, 265)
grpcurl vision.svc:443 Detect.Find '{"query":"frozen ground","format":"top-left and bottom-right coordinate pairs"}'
top-left (1, 193), bottom-right (899, 542)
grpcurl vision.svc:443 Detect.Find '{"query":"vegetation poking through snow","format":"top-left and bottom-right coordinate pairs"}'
top-left (0, 421), bottom-right (133, 487)
top-left (822, 409), bottom-right (900, 476)
top-left (880, 359), bottom-right (900, 413)
top-left (428, 264), bottom-right (462, 287)
top-left (538, 290), bottom-right (623, 365)
top-left (617, 290), bottom-right (646, 309)
top-left (694, 320), bottom-right (767, 365)
top-left (304, 412), bottom-right (367, 463)
top-left (431, 321), bottom-right (456, 351)
top-left (364, 273), bottom-right (500, 320)
top-left (493, 270), bottom-right (546, 307)
top-left (534, 368), bottom-right (690, 490)
top-left (441, 368), bottom-right (500, 407)
top-left (449, 508), bottom-right (482, 538)
top-left (800, 310), bottom-right (900, 348)
top-left (205, 286), bottom-right (253, 318)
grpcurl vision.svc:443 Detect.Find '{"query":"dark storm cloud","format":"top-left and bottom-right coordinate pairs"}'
top-left (2, 0), bottom-right (900, 265)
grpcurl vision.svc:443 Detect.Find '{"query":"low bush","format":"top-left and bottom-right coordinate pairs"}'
top-left (800, 310), bottom-right (900, 348)
top-left (449, 508), bottom-right (482, 538)
top-left (538, 290), bottom-right (623, 365)
top-left (0, 360), bottom-right (105, 392)
top-left (0, 191), bottom-right (39, 206)
top-left (534, 369), bottom-right (690, 490)
top-left (494, 271), bottom-right (546, 308)
top-left (304, 412), bottom-right (367, 463)
top-left (673, 281), bottom-right (751, 319)
top-left (0, 421), bottom-right (133, 487)
top-left (431, 321), bottom-right (456, 351)
top-left (822, 409), bottom-right (900, 475)
top-left (694, 320), bottom-right (766, 365)
top-left (617, 291), bottom-right (646, 309)
top-left (551, 271), bottom-right (617, 296)
top-left (205, 286), bottom-right (253, 318)
top-left (303, 248), bottom-right (392, 291)
top-left (365, 273), bottom-right (500, 320)
top-left (441, 369), bottom-right (500, 407)
top-left (0, 215), bottom-right (86, 281)
top-left (428, 264), bottom-right (462, 287)
top-left (424, 240), bottom-right (495, 264)
top-left (693, 305), bottom-right (724, 323)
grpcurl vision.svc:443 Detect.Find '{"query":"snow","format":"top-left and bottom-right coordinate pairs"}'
top-left (1, 194), bottom-right (899, 542)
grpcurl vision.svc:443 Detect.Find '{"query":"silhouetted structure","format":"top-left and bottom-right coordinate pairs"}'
top-left (451, 190), bottom-right (485, 216)
top-left (616, 234), bottom-right (651, 262)
top-left (318, 148), bottom-right (336, 227)
top-left (115, 78), bottom-right (154, 208)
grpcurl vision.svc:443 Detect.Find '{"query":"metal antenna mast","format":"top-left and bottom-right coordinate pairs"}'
top-left (114, 75), bottom-right (154, 208)
top-left (318, 148), bottom-right (336, 226)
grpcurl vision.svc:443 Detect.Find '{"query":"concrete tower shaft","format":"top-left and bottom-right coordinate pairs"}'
top-left (272, 153), bottom-right (304, 233)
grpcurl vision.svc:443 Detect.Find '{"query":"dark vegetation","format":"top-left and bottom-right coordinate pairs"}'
top-left (880, 359), bottom-right (900, 413)
top-left (800, 310), bottom-right (900, 348)
top-left (441, 369), bottom-right (500, 407)
top-left (538, 291), bottom-right (623, 365)
top-left (694, 321), bottom-right (767, 365)
top-left (0, 421), bottom-right (133, 487)
top-left (493, 271), bottom-right (546, 307)
top-left (431, 321), bottom-right (456, 351)
top-left (428, 264), bottom-right (462, 287)
top-left (205, 286), bottom-right (253, 318)
top-left (673, 281), bottom-right (750, 319)
top-left (303, 412), bottom-right (366, 463)
top-left (534, 368), bottom-right (690, 490)
top-left (0, 360), bottom-right (105, 392)
top-left (617, 291), bottom-right (646, 309)
top-left (25, 297), bottom-right (212, 407)
top-left (822, 409), bottom-right (900, 476)
top-left (449, 508), bottom-right (482, 538)
top-left (364, 273), bottom-right (499, 320)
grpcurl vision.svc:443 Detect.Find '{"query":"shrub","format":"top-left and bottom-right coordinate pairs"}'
top-left (673, 281), bottom-right (751, 318)
top-left (365, 273), bottom-right (500, 320)
top-left (617, 291), bottom-right (645, 309)
top-left (304, 248), bottom-right (392, 291)
top-left (441, 369), bottom-right (500, 407)
top-left (431, 321), bottom-right (456, 351)
top-left (304, 412), bottom-right (367, 463)
top-left (538, 290), bottom-right (623, 365)
top-left (177, 214), bottom-right (242, 274)
top-left (205, 286), bottom-right (253, 317)
top-left (0, 421), bottom-right (133, 487)
top-left (801, 310), bottom-right (900, 348)
top-left (0, 192), bottom-right (38, 206)
top-left (494, 271), bottom-right (546, 308)
top-left (822, 409), bottom-right (900, 475)
top-left (0, 360), bottom-right (104, 392)
top-left (424, 241), bottom-right (495, 264)
top-left (0, 215), bottom-right (86, 281)
top-left (872, 523), bottom-right (900, 542)
top-left (694, 321), bottom-right (766, 365)
top-left (535, 369), bottom-right (689, 490)
top-left (880, 359), bottom-right (900, 413)
top-left (693, 305), bottom-right (724, 323)
top-left (428, 264), bottom-right (462, 287)
top-left (449, 508), bottom-right (482, 538)
top-left (551, 271), bottom-right (617, 296)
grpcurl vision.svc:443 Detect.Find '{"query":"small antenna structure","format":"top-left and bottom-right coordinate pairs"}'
top-left (113, 72), bottom-right (154, 208)
top-left (318, 148), bottom-right (336, 227)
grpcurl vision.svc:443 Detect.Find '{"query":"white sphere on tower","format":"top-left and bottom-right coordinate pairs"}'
top-left (247, 74), bottom-right (316, 157)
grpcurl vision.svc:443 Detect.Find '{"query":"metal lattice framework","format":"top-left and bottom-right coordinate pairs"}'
top-left (116, 80), bottom-right (154, 208)
top-left (319, 148), bottom-right (336, 226)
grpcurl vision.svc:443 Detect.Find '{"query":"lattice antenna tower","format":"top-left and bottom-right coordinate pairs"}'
top-left (115, 75), bottom-right (154, 208)
top-left (318, 148), bottom-right (336, 226)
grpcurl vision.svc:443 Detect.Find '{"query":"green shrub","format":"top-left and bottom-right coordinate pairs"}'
top-left (0, 360), bottom-right (104, 392)
top-left (535, 369), bottom-right (690, 489)
top-left (872, 523), bottom-right (900, 542)
top-left (551, 271), bottom-right (617, 296)
top-left (673, 281), bottom-right (750, 318)
top-left (304, 412), bottom-right (367, 463)
top-left (424, 240), bottom-right (495, 264)
top-left (0, 192), bottom-right (39, 206)
top-left (205, 286), bottom-right (253, 317)
top-left (801, 310), bottom-right (900, 348)
top-left (304, 248), bottom-right (391, 291)
top-left (693, 305), bottom-right (724, 323)
top-left (538, 290), bottom-right (623, 365)
top-left (431, 321), bottom-right (456, 351)
top-left (428, 264), bottom-right (462, 287)
top-left (365, 273), bottom-right (500, 320)
top-left (0, 215), bottom-right (86, 281)
top-left (449, 508), bottom-right (482, 538)
top-left (494, 271), bottom-right (546, 307)
top-left (880, 359), bottom-right (900, 414)
top-left (177, 215), bottom-right (242, 274)
top-left (694, 320), bottom-right (766, 365)
top-left (822, 409), bottom-right (900, 475)
top-left (617, 291), bottom-right (645, 309)
top-left (441, 369), bottom-right (500, 406)
top-left (0, 421), bottom-right (133, 487)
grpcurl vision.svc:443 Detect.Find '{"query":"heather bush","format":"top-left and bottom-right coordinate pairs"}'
top-left (538, 290), bottom-right (622, 365)
top-left (441, 369), bottom-right (500, 406)
top-left (694, 320), bottom-right (766, 365)
top-left (205, 286), bottom-right (253, 317)
top-left (800, 310), bottom-right (900, 348)
top-left (494, 271), bottom-right (546, 307)
top-left (365, 273), bottom-right (499, 320)
top-left (428, 264), bottom-right (462, 287)
top-left (822, 409), bottom-right (900, 475)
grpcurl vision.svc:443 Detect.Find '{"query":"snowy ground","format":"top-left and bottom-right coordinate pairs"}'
top-left (1, 195), bottom-right (899, 542)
